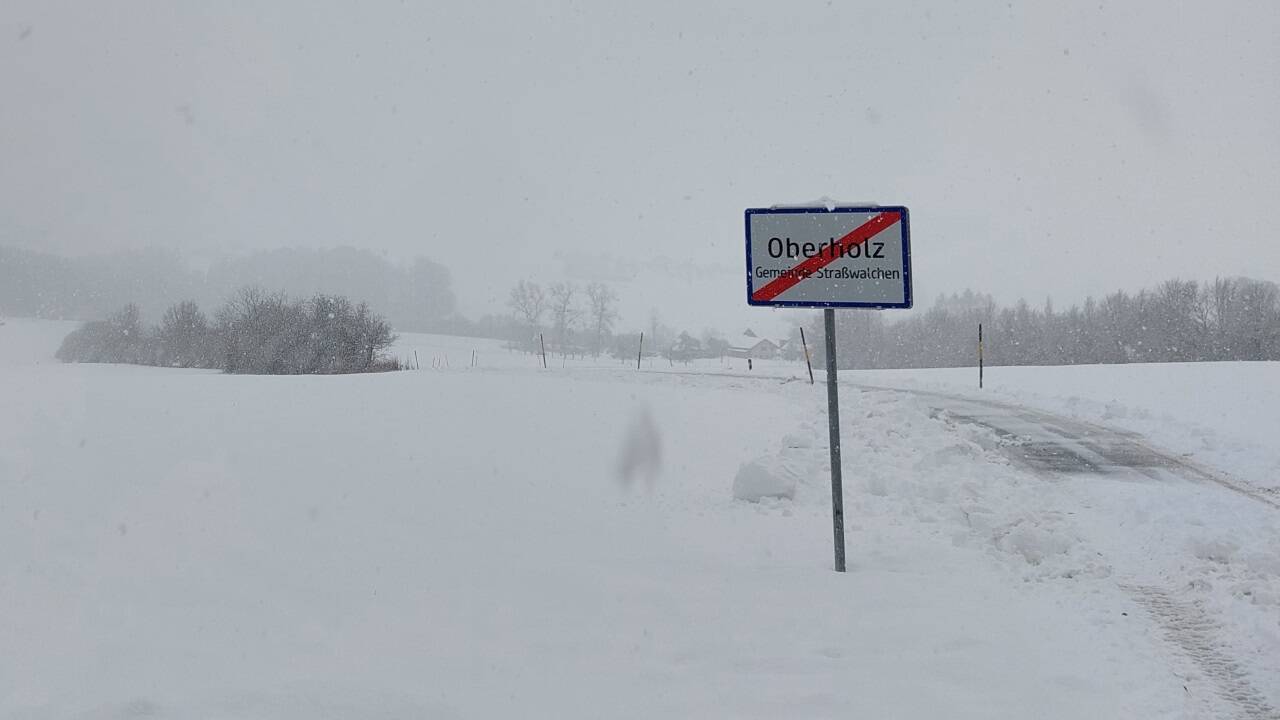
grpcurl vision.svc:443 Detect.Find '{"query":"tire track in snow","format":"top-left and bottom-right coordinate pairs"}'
top-left (1123, 585), bottom-right (1280, 720)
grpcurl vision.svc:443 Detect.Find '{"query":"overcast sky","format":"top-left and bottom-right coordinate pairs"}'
top-left (3, 1), bottom-right (1278, 333)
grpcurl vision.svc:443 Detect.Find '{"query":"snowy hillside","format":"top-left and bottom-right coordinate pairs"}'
top-left (2, 321), bottom-right (1277, 718)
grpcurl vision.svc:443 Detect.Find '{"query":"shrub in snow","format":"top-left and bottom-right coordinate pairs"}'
top-left (56, 289), bottom-right (399, 375)
top-left (55, 303), bottom-right (152, 365)
top-left (155, 300), bottom-right (214, 368)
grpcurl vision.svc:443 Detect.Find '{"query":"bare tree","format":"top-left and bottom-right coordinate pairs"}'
top-left (1236, 278), bottom-right (1280, 360)
top-left (1208, 277), bottom-right (1238, 358)
top-left (507, 280), bottom-right (546, 338)
top-left (584, 282), bottom-right (618, 357)
top-left (548, 282), bottom-right (580, 350)
top-left (1150, 279), bottom-right (1203, 361)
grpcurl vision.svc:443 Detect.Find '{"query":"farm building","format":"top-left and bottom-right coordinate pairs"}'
top-left (727, 329), bottom-right (780, 359)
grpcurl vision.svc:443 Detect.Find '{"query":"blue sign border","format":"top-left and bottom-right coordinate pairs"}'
top-left (744, 206), bottom-right (913, 309)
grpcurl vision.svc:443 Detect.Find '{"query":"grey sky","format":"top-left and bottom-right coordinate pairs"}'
top-left (3, 1), bottom-right (1278, 333)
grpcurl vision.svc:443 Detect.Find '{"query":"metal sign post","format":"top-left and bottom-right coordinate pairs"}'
top-left (823, 308), bottom-right (845, 572)
top-left (744, 204), bottom-right (913, 573)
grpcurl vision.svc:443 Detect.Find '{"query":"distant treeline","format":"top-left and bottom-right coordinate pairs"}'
top-left (814, 277), bottom-right (1280, 369)
top-left (0, 244), bottom-right (465, 335)
top-left (56, 288), bottom-right (398, 374)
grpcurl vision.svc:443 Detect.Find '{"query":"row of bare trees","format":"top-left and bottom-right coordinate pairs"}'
top-left (812, 277), bottom-right (1280, 369)
top-left (507, 280), bottom-right (619, 356)
top-left (56, 287), bottom-right (398, 374)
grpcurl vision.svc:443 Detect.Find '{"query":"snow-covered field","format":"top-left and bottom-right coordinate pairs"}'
top-left (2, 320), bottom-right (1277, 718)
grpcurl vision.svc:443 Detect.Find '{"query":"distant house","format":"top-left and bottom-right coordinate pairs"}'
top-left (776, 338), bottom-right (800, 361)
top-left (727, 329), bottom-right (779, 359)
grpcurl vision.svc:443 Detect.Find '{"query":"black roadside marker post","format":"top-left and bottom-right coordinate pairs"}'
top-left (800, 326), bottom-right (815, 385)
top-left (539, 333), bottom-right (547, 369)
top-left (637, 332), bottom-right (644, 370)
top-left (978, 323), bottom-right (984, 389)
top-left (746, 204), bottom-right (912, 573)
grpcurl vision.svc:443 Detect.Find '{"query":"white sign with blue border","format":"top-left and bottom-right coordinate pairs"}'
top-left (745, 206), bottom-right (912, 309)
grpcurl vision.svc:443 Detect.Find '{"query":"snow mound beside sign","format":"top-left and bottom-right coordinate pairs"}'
top-left (733, 457), bottom-right (799, 501)
top-left (733, 433), bottom-right (818, 502)
top-left (737, 445), bottom-right (814, 502)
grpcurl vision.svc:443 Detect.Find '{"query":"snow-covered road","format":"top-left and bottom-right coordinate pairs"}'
top-left (864, 384), bottom-right (1280, 509)
top-left (857, 384), bottom-right (1280, 719)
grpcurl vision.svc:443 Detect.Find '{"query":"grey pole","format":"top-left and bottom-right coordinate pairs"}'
top-left (823, 308), bottom-right (846, 572)
top-left (978, 323), bottom-right (984, 389)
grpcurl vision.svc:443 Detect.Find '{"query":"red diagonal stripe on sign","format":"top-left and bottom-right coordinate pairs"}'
top-left (751, 211), bottom-right (900, 302)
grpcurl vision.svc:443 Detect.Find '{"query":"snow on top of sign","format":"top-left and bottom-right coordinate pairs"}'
top-left (769, 197), bottom-right (881, 211)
